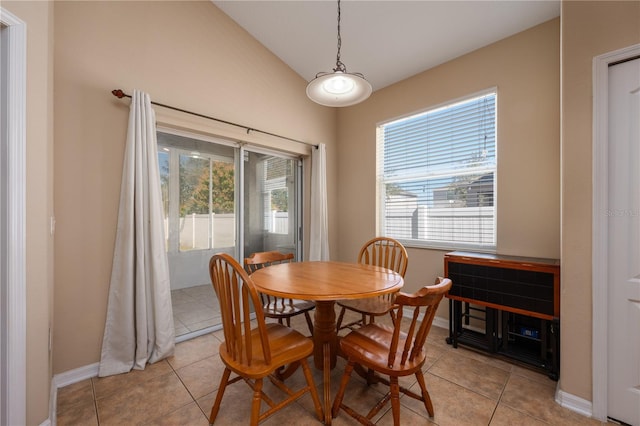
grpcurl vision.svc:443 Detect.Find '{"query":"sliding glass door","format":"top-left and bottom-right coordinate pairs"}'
top-left (243, 150), bottom-right (300, 260)
top-left (157, 129), bottom-right (301, 339)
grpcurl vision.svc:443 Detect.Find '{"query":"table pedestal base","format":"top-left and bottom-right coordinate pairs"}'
top-left (312, 301), bottom-right (337, 424)
top-left (313, 301), bottom-right (337, 369)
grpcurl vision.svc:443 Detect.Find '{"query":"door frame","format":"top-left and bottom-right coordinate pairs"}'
top-left (0, 7), bottom-right (27, 426)
top-left (592, 43), bottom-right (640, 422)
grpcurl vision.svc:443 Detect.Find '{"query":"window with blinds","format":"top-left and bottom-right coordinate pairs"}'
top-left (376, 90), bottom-right (497, 250)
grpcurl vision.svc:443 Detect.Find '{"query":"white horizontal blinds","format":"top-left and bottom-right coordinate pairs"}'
top-left (378, 92), bottom-right (497, 249)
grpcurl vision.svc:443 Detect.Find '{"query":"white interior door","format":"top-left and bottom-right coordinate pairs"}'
top-left (607, 57), bottom-right (640, 426)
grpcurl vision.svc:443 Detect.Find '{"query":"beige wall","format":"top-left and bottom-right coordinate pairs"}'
top-left (560, 0), bottom-right (640, 402)
top-left (3, 1), bottom-right (55, 424)
top-left (14, 0), bottom-right (640, 420)
top-left (53, 1), bottom-right (336, 374)
top-left (335, 19), bottom-right (561, 297)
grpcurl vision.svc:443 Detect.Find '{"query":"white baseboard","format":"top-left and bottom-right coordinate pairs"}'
top-left (432, 315), bottom-right (449, 331)
top-left (49, 362), bottom-right (100, 426)
top-left (53, 362), bottom-right (99, 389)
top-left (555, 387), bottom-right (593, 418)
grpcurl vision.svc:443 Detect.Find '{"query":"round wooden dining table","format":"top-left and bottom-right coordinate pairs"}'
top-left (250, 260), bottom-right (404, 424)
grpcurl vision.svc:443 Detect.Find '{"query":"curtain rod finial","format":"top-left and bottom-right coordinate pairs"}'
top-left (112, 89), bottom-right (126, 99)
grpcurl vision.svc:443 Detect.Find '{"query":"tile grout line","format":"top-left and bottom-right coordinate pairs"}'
top-left (424, 354), bottom-right (511, 412)
top-left (90, 377), bottom-right (101, 425)
top-left (486, 369), bottom-right (510, 425)
top-left (166, 354), bottom-right (212, 422)
top-left (493, 369), bottom-right (557, 425)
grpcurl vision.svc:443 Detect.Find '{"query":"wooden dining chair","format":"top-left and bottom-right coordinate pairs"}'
top-left (208, 253), bottom-right (323, 425)
top-left (245, 251), bottom-right (315, 336)
top-left (335, 237), bottom-right (408, 332)
top-left (331, 277), bottom-right (453, 425)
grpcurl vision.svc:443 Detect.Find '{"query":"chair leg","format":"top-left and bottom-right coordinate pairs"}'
top-left (331, 360), bottom-right (355, 418)
top-left (336, 307), bottom-right (346, 332)
top-left (209, 367), bottom-right (231, 424)
top-left (250, 378), bottom-right (263, 426)
top-left (415, 371), bottom-right (434, 417)
top-left (390, 376), bottom-right (401, 426)
top-left (300, 358), bottom-right (324, 421)
top-left (304, 311), bottom-right (314, 336)
top-left (366, 368), bottom-right (377, 385)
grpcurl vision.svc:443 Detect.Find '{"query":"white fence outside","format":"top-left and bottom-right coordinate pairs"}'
top-left (172, 211), bottom-right (289, 250)
top-left (387, 206), bottom-right (494, 244)
top-left (268, 211), bottom-right (289, 234)
top-left (174, 213), bottom-right (236, 250)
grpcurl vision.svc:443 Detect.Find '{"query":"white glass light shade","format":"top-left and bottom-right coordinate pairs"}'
top-left (306, 71), bottom-right (372, 107)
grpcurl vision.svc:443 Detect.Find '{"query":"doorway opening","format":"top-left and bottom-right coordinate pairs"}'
top-left (592, 43), bottom-right (640, 424)
top-left (0, 9), bottom-right (27, 426)
top-left (157, 129), bottom-right (302, 341)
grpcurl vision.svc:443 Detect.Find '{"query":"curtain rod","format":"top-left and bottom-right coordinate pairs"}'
top-left (111, 89), bottom-right (318, 149)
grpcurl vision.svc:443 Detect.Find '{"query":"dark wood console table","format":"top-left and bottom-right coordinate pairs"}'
top-left (444, 251), bottom-right (560, 380)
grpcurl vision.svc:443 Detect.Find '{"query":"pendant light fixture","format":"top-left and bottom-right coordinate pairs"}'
top-left (306, 0), bottom-right (372, 107)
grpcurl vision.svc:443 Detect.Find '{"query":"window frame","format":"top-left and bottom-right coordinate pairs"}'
top-left (179, 149), bottom-right (235, 252)
top-left (158, 129), bottom-right (238, 254)
top-left (376, 88), bottom-right (498, 252)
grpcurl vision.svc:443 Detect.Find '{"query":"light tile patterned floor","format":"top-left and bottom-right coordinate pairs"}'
top-left (171, 284), bottom-right (220, 337)
top-left (57, 311), bottom-right (608, 425)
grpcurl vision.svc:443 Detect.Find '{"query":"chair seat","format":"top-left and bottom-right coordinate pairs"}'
top-left (263, 299), bottom-right (315, 318)
top-left (339, 324), bottom-right (425, 377)
top-left (219, 323), bottom-right (314, 379)
top-left (333, 278), bottom-right (452, 426)
top-left (337, 298), bottom-right (395, 316)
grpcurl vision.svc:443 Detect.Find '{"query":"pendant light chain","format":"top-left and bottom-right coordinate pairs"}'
top-left (306, 0), bottom-right (372, 107)
top-left (334, 0), bottom-right (346, 73)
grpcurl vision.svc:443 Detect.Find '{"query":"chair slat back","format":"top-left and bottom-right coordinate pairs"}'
top-left (245, 251), bottom-right (295, 306)
top-left (387, 277), bottom-right (452, 368)
top-left (210, 253), bottom-right (271, 366)
top-left (358, 237), bottom-right (408, 278)
top-left (245, 251), bottom-right (294, 272)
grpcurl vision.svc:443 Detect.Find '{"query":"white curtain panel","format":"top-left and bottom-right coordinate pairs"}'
top-left (309, 143), bottom-right (330, 261)
top-left (99, 90), bottom-right (175, 377)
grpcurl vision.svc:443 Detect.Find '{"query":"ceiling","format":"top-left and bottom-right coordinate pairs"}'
top-left (213, 1), bottom-right (560, 92)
